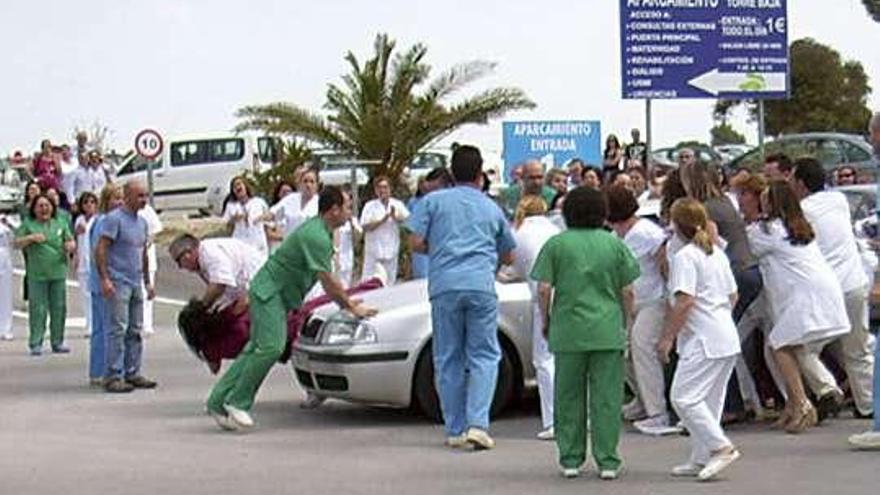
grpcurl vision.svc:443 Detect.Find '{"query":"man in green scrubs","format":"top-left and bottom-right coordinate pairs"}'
top-left (531, 187), bottom-right (639, 479)
top-left (207, 186), bottom-right (377, 430)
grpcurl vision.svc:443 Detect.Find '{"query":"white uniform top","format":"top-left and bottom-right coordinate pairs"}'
top-left (622, 218), bottom-right (667, 306)
top-left (74, 214), bottom-right (96, 275)
top-left (746, 219), bottom-right (850, 349)
top-left (198, 238), bottom-right (266, 311)
top-left (360, 197), bottom-right (410, 260)
top-left (669, 243), bottom-right (741, 359)
top-left (801, 190), bottom-right (869, 293)
top-left (138, 205), bottom-right (163, 275)
top-left (336, 218), bottom-right (362, 274)
top-left (223, 196), bottom-right (269, 256)
top-left (270, 192), bottom-right (318, 238)
top-left (513, 215), bottom-right (560, 298)
top-left (0, 217), bottom-right (13, 267)
top-left (65, 165), bottom-right (107, 204)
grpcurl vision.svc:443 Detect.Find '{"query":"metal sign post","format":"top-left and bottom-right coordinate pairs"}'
top-left (134, 129), bottom-right (164, 207)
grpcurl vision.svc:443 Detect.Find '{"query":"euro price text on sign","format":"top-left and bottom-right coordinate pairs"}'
top-left (620, 0), bottom-right (789, 99)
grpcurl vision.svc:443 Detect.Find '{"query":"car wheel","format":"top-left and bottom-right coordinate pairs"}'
top-left (412, 335), bottom-right (520, 423)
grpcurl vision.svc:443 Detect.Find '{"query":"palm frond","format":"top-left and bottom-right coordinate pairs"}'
top-left (234, 103), bottom-right (350, 150)
top-left (424, 61), bottom-right (497, 103)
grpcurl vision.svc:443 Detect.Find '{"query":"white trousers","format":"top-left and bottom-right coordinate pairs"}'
top-left (530, 300), bottom-right (554, 429)
top-left (77, 271), bottom-right (92, 336)
top-left (798, 285), bottom-right (875, 414)
top-left (671, 350), bottom-right (736, 466)
top-left (628, 300), bottom-right (668, 418)
top-left (362, 252), bottom-right (398, 286)
top-left (142, 270), bottom-right (157, 333)
top-left (734, 292), bottom-right (787, 404)
top-left (0, 251), bottom-right (12, 337)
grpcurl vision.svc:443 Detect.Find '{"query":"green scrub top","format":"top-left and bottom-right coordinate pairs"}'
top-left (15, 216), bottom-right (72, 281)
top-left (531, 228), bottom-right (640, 353)
top-left (249, 216), bottom-right (333, 310)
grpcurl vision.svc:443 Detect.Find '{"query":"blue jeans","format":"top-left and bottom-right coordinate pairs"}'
top-left (89, 291), bottom-right (106, 379)
top-left (430, 291), bottom-right (500, 436)
top-left (104, 283), bottom-right (144, 380)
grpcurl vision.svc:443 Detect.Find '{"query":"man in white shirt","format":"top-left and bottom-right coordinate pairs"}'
top-left (140, 204), bottom-right (163, 334)
top-left (66, 151), bottom-right (108, 211)
top-left (360, 176), bottom-right (409, 285)
top-left (169, 235), bottom-right (266, 314)
top-left (792, 157), bottom-right (874, 419)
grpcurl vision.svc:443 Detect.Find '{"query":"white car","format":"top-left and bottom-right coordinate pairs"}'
top-left (290, 279), bottom-right (536, 420)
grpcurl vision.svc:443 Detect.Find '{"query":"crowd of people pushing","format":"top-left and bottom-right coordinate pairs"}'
top-left (1, 114), bottom-right (879, 482)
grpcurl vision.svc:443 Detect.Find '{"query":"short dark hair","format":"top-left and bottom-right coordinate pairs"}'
top-left (425, 166), bottom-right (452, 184)
top-left (76, 191), bottom-right (98, 212)
top-left (29, 194), bottom-right (56, 219)
top-left (318, 185), bottom-right (346, 214)
top-left (563, 186), bottom-right (607, 229)
top-left (605, 185), bottom-right (639, 223)
top-left (792, 157), bottom-right (826, 193)
top-left (450, 145), bottom-right (483, 183)
top-left (765, 152), bottom-right (793, 172)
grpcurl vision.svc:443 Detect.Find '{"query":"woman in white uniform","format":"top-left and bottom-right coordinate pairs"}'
top-left (222, 176), bottom-right (269, 256)
top-left (657, 198), bottom-right (741, 481)
top-left (0, 214), bottom-right (14, 340)
top-left (334, 216), bottom-right (362, 288)
top-left (745, 181), bottom-right (850, 433)
top-left (606, 185), bottom-right (671, 434)
top-left (511, 195), bottom-right (559, 440)
top-left (269, 168), bottom-right (319, 239)
top-left (73, 192), bottom-right (98, 336)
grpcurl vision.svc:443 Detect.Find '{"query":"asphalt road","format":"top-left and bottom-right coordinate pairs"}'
top-left (2, 256), bottom-right (877, 494)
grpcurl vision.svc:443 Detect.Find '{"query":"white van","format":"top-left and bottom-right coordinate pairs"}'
top-left (114, 132), bottom-right (277, 214)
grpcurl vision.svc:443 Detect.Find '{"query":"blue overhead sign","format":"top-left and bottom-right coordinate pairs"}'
top-left (502, 121), bottom-right (601, 179)
top-left (620, 0), bottom-right (789, 99)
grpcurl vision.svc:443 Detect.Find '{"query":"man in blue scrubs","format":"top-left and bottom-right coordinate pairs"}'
top-left (407, 145), bottom-right (516, 450)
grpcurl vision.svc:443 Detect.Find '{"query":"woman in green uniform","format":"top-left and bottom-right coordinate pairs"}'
top-left (531, 186), bottom-right (640, 480)
top-left (15, 194), bottom-right (75, 355)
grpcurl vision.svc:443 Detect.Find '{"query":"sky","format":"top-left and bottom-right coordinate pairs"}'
top-left (1, 0), bottom-right (878, 157)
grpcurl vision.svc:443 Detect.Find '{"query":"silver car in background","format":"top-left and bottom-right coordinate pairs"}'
top-left (290, 279), bottom-right (535, 420)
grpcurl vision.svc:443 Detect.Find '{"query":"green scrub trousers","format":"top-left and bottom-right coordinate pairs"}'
top-left (207, 293), bottom-right (287, 413)
top-left (554, 350), bottom-right (625, 471)
top-left (27, 278), bottom-right (67, 350)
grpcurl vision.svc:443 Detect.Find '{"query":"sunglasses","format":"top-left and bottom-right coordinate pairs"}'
top-left (838, 172), bottom-right (854, 178)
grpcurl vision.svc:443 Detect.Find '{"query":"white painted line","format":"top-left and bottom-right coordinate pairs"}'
top-left (11, 268), bottom-right (186, 307)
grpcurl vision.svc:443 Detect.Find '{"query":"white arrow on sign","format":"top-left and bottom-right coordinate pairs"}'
top-left (688, 69), bottom-right (786, 96)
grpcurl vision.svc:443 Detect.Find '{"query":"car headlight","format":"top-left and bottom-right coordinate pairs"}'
top-left (319, 312), bottom-right (378, 345)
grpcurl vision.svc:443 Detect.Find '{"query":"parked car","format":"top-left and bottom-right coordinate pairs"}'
top-left (650, 145), bottom-right (724, 169)
top-left (116, 132), bottom-right (278, 215)
top-left (0, 167), bottom-right (27, 213)
top-left (291, 279), bottom-right (535, 420)
top-left (832, 184), bottom-right (879, 324)
top-left (727, 133), bottom-right (877, 183)
top-left (714, 144), bottom-right (753, 164)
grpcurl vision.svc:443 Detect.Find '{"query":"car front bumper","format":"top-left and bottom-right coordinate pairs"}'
top-left (290, 342), bottom-right (419, 409)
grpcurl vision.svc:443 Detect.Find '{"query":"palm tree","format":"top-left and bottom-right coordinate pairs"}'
top-left (235, 33), bottom-right (535, 183)
top-left (864, 0), bottom-right (880, 22)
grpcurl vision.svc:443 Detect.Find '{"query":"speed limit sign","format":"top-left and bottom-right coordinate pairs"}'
top-left (135, 129), bottom-right (163, 160)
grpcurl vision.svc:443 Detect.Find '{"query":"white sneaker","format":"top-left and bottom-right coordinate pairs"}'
top-left (848, 431), bottom-right (880, 450)
top-left (670, 462), bottom-right (704, 477)
top-left (559, 466), bottom-right (580, 479)
top-left (208, 409), bottom-right (240, 431)
top-left (223, 404), bottom-right (255, 428)
top-left (634, 415), bottom-right (683, 436)
top-left (0, 334), bottom-right (12, 341)
top-left (465, 427), bottom-right (495, 450)
top-left (536, 427), bottom-right (555, 441)
top-left (599, 464), bottom-right (624, 480)
top-left (622, 400), bottom-right (646, 421)
top-left (698, 448), bottom-right (741, 481)
top-left (445, 434), bottom-right (468, 448)
top-left (300, 392), bottom-right (327, 409)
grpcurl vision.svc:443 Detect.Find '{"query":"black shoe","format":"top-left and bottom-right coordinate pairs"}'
top-left (125, 375), bottom-right (158, 389)
top-left (104, 378), bottom-right (135, 393)
top-left (853, 409), bottom-right (874, 420)
top-left (816, 393), bottom-right (841, 422)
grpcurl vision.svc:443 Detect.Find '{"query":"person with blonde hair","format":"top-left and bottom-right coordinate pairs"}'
top-left (510, 194), bottom-right (559, 440)
top-left (744, 181), bottom-right (849, 433)
top-left (657, 198), bottom-right (741, 481)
